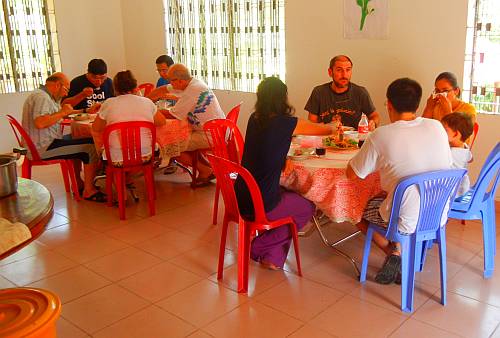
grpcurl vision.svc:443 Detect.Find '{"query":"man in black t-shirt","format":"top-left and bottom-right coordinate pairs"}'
top-left (305, 55), bottom-right (379, 129)
top-left (63, 59), bottom-right (114, 111)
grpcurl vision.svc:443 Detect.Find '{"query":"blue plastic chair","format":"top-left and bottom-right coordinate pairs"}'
top-left (449, 142), bottom-right (500, 278)
top-left (360, 169), bottom-right (466, 313)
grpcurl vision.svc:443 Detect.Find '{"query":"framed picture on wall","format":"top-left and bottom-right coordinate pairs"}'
top-left (344, 0), bottom-right (388, 39)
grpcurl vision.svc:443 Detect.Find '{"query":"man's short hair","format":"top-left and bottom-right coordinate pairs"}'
top-left (169, 64), bottom-right (192, 81)
top-left (329, 55), bottom-right (353, 69)
top-left (155, 55), bottom-right (174, 66)
top-left (442, 112), bottom-right (474, 142)
top-left (87, 59), bottom-right (107, 75)
top-left (386, 78), bottom-right (422, 113)
top-left (46, 73), bottom-right (64, 83)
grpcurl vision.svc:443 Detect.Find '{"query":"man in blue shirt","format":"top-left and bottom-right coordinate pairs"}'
top-left (155, 55), bottom-right (174, 87)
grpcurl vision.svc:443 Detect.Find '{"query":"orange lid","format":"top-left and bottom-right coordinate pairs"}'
top-left (0, 288), bottom-right (61, 338)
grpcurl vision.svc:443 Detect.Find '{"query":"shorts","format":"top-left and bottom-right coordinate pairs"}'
top-left (362, 195), bottom-right (389, 228)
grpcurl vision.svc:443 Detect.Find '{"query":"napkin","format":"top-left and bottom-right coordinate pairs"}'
top-left (0, 217), bottom-right (32, 255)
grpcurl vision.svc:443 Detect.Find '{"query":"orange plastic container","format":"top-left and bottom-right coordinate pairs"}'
top-left (0, 288), bottom-right (61, 338)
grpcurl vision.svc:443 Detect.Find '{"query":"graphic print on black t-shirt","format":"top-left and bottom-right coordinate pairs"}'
top-left (67, 74), bottom-right (114, 110)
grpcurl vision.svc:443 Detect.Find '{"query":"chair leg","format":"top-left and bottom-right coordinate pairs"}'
top-left (243, 226), bottom-right (251, 292)
top-left (401, 239), bottom-right (417, 313)
top-left (414, 240), bottom-right (423, 272)
top-left (360, 226), bottom-right (374, 283)
top-left (190, 151), bottom-right (199, 189)
top-left (60, 161), bottom-right (71, 193)
top-left (21, 159), bottom-right (32, 179)
top-left (290, 222), bottom-right (302, 276)
top-left (67, 161), bottom-right (81, 201)
top-left (106, 169), bottom-right (114, 207)
top-left (144, 167), bottom-right (156, 216)
top-left (212, 184), bottom-right (220, 225)
top-left (437, 226), bottom-right (447, 306)
top-left (217, 214), bottom-right (230, 280)
top-left (237, 219), bottom-right (247, 293)
top-left (115, 171), bottom-right (126, 220)
top-left (482, 208), bottom-right (495, 279)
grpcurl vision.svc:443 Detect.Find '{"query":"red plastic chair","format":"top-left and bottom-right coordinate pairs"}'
top-left (137, 83), bottom-right (155, 96)
top-left (103, 121), bottom-right (156, 220)
top-left (204, 119), bottom-right (244, 225)
top-left (206, 154), bottom-right (302, 293)
top-left (226, 102), bottom-right (242, 124)
top-left (6, 114), bottom-right (81, 200)
top-left (469, 122), bottom-right (479, 150)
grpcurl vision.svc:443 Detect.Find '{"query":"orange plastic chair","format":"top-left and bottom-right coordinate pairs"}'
top-left (6, 114), bottom-right (81, 200)
top-left (204, 119), bottom-right (244, 225)
top-left (0, 288), bottom-right (61, 338)
top-left (137, 83), bottom-right (155, 96)
top-left (469, 122), bottom-right (479, 150)
top-left (207, 154), bottom-right (302, 293)
top-left (103, 121), bottom-right (157, 219)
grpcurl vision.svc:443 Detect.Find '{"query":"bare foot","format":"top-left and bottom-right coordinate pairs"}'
top-left (260, 260), bottom-right (281, 271)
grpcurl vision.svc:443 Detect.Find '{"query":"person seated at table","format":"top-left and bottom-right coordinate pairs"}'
top-left (235, 76), bottom-right (332, 270)
top-left (441, 112), bottom-right (474, 197)
top-left (422, 72), bottom-right (477, 121)
top-left (155, 54), bottom-right (174, 87)
top-left (92, 70), bottom-right (166, 163)
top-left (346, 78), bottom-right (452, 284)
top-left (305, 55), bottom-right (379, 130)
top-left (155, 63), bottom-right (225, 186)
top-left (63, 59), bottom-right (114, 112)
top-left (22, 72), bottom-right (104, 202)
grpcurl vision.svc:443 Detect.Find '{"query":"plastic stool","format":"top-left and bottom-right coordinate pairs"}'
top-left (0, 288), bottom-right (62, 338)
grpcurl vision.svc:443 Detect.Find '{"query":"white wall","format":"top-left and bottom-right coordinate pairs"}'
top-left (0, 0), bottom-right (498, 196)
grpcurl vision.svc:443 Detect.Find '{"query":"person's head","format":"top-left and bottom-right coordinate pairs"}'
top-left (113, 70), bottom-right (137, 95)
top-left (441, 112), bottom-right (474, 145)
top-left (155, 55), bottom-right (174, 80)
top-left (434, 72), bottom-right (461, 101)
top-left (386, 78), bottom-right (422, 120)
top-left (86, 59), bottom-right (108, 88)
top-left (166, 64), bottom-right (192, 90)
top-left (328, 55), bottom-right (353, 91)
top-left (254, 77), bottom-right (294, 127)
top-left (45, 72), bottom-right (70, 100)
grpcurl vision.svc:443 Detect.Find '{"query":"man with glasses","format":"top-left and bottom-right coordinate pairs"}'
top-left (305, 55), bottom-right (379, 129)
top-left (63, 59), bottom-right (114, 112)
top-left (22, 73), bottom-right (105, 202)
top-left (155, 54), bottom-right (174, 87)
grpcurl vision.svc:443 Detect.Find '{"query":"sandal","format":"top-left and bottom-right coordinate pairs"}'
top-left (375, 254), bottom-right (401, 284)
top-left (84, 190), bottom-right (107, 203)
top-left (193, 173), bottom-right (216, 187)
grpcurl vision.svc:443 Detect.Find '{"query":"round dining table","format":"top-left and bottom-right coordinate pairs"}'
top-left (281, 148), bottom-right (382, 277)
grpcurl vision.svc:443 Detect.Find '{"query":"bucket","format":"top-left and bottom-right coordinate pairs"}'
top-left (0, 155), bottom-right (18, 198)
top-left (0, 288), bottom-right (62, 338)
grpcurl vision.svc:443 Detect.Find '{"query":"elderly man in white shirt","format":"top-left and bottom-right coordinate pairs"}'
top-left (346, 78), bottom-right (452, 284)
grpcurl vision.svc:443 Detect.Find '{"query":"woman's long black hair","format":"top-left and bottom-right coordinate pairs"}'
top-left (253, 76), bottom-right (295, 128)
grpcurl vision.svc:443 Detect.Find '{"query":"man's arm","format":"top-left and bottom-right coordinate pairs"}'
top-left (147, 85), bottom-right (179, 102)
top-left (368, 111), bottom-right (380, 130)
top-left (34, 104), bottom-right (73, 129)
top-left (308, 112), bottom-right (319, 122)
top-left (62, 87), bottom-right (93, 107)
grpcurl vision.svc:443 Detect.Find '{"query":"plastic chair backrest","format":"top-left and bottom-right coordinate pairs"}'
top-left (226, 102), bottom-right (242, 124)
top-left (6, 114), bottom-right (42, 161)
top-left (102, 121), bottom-right (156, 167)
top-left (466, 142), bottom-right (500, 209)
top-left (203, 119), bottom-right (244, 163)
top-left (137, 83), bottom-right (155, 96)
top-left (384, 169), bottom-right (466, 239)
top-left (207, 154), bottom-right (268, 225)
top-left (469, 122), bottom-right (479, 149)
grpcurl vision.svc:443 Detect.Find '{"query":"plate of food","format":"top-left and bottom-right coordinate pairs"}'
top-left (323, 137), bottom-right (358, 151)
top-left (70, 113), bottom-right (90, 121)
top-left (342, 126), bottom-right (355, 131)
top-left (288, 147), bottom-right (313, 160)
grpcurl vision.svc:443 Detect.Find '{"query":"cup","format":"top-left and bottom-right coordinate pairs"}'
top-left (315, 147), bottom-right (326, 156)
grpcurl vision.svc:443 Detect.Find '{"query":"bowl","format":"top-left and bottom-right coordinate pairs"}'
top-left (344, 131), bottom-right (359, 142)
top-left (295, 135), bottom-right (323, 148)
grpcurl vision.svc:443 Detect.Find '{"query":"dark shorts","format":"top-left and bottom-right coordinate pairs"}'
top-left (362, 195), bottom-right (389, 228)
top-left (42, 137), bottom-right (98, 164)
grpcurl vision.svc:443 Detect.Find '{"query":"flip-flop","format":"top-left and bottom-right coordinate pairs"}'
top-left (84, 190), bottom-right (107, 203)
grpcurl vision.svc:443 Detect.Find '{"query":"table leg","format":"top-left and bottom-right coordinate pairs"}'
top-left (311, 215), bottom-right (361, 278)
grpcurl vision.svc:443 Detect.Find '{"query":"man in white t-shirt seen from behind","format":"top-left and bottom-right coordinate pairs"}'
top-left (155, 63), bottom-right (225, 186)
top-left (346, 77), bottom-right (453, 285)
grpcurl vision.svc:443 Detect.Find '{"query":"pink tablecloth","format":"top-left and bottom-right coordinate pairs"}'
top-left (71, 118), bottom-right (190, 159)
top-left (281, 150), bottom-right (382, 224)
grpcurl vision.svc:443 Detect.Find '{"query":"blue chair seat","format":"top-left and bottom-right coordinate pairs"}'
top-left (360, 169), bottom-right (466, 313)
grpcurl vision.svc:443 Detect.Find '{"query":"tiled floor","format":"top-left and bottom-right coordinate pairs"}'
top-left (2, 165), bottom-right (500, 338)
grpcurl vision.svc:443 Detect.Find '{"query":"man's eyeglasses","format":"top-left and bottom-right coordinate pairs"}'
top-left (157, 68), bottom-right (169, 73)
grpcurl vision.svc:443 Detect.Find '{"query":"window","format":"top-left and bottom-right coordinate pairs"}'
top-left (0, 0), bottom-right (60, 94)
top-left (463, 0), bottom-right (500, 115)
top-left (163, 0), bottom-right (285, 92)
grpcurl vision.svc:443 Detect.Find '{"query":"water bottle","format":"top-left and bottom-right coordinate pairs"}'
top-left (357, 113), bottom-right (369, 148)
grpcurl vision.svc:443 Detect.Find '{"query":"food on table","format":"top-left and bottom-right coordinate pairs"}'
top-left (72, 113), bottom-right (90, 121)
top-left (323, 137), bottom-right (358, 149)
